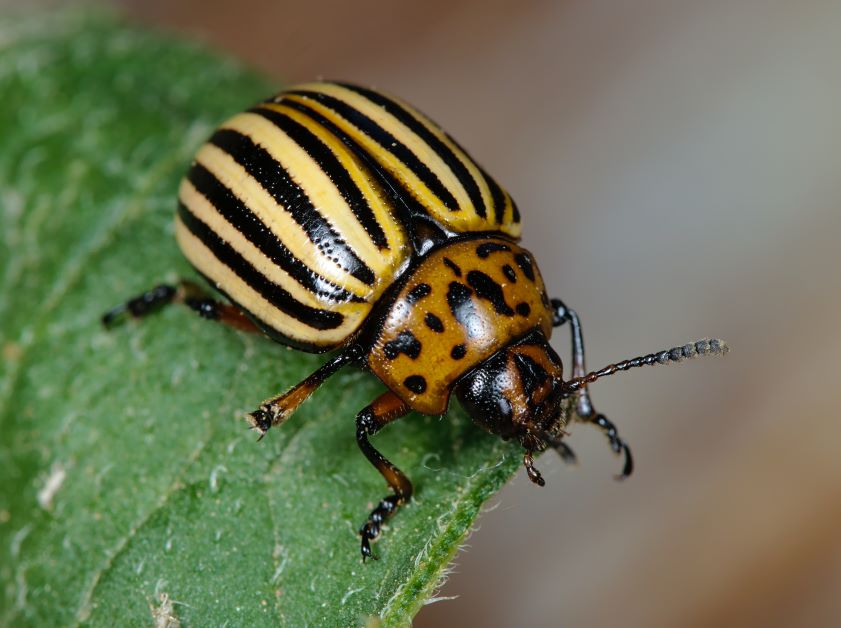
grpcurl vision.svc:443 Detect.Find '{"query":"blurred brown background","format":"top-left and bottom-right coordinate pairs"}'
top-left (7, 1), bottom-right (841, 626)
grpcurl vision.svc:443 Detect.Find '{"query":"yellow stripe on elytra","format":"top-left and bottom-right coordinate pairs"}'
top-left (258, 102), bottom-right (409, 257)
top-left (174, 218), bottom-right (361, 347)
top-left (222, 111), bottom-right (392, 272)
top-left (281, 93), bottom-right (466, 226)
top-left (385, 91), bottom-right (498, 227)
top-left (298, 83), bottom-right (475, 212)
top-left (501, 190), bottom-right (520, 235)
top-left (179, 178), bottom-right (370, 320)
top-left (193, 141), bottom-right (372, 298)
top-left (393, 96), bottom-right (521, 238)
top-left (369, 86), bottom-right (522, 238)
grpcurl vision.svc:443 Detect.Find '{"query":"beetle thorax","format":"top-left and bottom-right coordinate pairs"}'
top-left (367, 236), bottom-right (554, 415)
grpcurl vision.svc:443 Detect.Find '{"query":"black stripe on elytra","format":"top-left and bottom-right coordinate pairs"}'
top-left (186, 164), bottom-right (362, 304)
top-left (442, 257), bottom-right (462, 277)
top-left (286, 89), bottom-right (460, 211)
top-left (336, 82), bottom-right (488, 218)
top-left (280, 97), bottom-right (428, 234)
top-left (440, 125), bottom-right (515, 227)
top-left (424, 312), bottom-right (444, 333)
top-left (208, 128), bottom-right (375, 286)
top-left (383, 330), bottom-right (421, 360)
top-left (476, 242), bottom-right (511, 258)
top-left (515, 252), bottom-right (535, 281)
top-left (403, 375), bottom-right (427, 394)
top-left (481, 165), bottom-right (508, 224)
top-left (177, 203), bottom-right (343, 330)
top-left (250, 106), bottom-right (389, 250)
top-left (502, 264), bottom-right (517, 283)
top-left (405, 283), bottom-right (431, 304)
top-left (516, 302), bottom-right (531, 317)
top-left (466, 270), bottom-right (514, 316)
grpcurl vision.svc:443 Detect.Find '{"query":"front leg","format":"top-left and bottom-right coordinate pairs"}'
top-left (355, 391), bottom-right (412, 561)
top-left (590, 413), bottom-right (634, 479)
top-left (551, 298), bottom-right (633, 478)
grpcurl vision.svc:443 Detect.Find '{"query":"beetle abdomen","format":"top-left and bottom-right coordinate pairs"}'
top-left (176, 93), bottom-right (412, 350)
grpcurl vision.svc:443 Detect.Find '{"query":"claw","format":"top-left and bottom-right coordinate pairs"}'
top-left (523, 453), bottom-right (546, 487)
top-left (358, 494), bottom-right (401, 560)
top-left (613, 440), bottom-right (634, 481)
top-left (588, 413), bottom-right (634, 480)
top-left (247, 404), bottom-right (273, 436)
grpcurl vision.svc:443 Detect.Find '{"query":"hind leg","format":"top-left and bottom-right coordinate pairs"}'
top-left (102, 279), bottom-right (260, 333)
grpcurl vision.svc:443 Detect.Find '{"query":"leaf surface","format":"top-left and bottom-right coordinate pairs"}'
top-left (0, 12), bottom-right (520, 627)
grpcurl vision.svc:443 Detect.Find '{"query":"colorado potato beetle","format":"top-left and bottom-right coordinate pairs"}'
top-left (104, 82), bottom-right (727, 559)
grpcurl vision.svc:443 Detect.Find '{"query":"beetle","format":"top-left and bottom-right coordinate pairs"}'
top-left (104, 81), bottom-right (727, 559)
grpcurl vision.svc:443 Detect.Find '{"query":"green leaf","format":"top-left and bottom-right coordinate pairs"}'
top-left (0, 11), bottom-right (521, 626)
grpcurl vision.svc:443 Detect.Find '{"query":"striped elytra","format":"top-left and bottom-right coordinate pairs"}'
top-left (106, 80), bottom-right (727, 560)
top-left (175, 81), bottom-right (521, 351)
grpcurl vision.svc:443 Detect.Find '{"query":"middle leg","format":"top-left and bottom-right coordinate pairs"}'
top-left (247, 347), bottom-right (361, 436)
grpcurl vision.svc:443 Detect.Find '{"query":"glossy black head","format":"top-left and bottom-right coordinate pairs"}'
top-left (454, 332), bottom-right (569, 447)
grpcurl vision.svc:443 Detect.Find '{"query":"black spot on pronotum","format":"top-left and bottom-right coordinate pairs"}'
top-left (383, 331), bottom-right (421, 360)
top-left (515, 252), bottom-right (535, 281)
top-left (502, 264), bottom-right (517, 283)
top-left (446, 282), bottom-right (483, 338)
top-left (466, 270), bottom-right (514, 316)
top-left (424, 312), bottom-right (444, 333)
top-left (446, 282), bottom-right (472, 317)
top-left (443, 257), bottom-right (462, 277)
top-left (405, 283), bottom-right (431, 304)
top-left (403, 375), bottom-right (427, 394)
top-left (476, 242), bottom-right (511, 258)
top-left (450, 344), bottom-right (467, 360)
top-left (516, 302), bottom-right (531, 317)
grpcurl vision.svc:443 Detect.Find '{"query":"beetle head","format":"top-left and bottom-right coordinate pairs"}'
top-left (454, 332), bottom-right (571, 449)
top-left (456, 329), bottom-right (729, 487)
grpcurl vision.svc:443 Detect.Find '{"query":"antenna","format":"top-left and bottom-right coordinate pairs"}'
top-left (564, 338), bottom-right (728, 393)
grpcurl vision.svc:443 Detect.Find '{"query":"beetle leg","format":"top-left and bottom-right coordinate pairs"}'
top-left (590, 413), bottom-right (634, 480)
top-left (551, 299), bottom-right (633, 478)
top-left (247, 348), bottom-right (359, 435)
top-left (102, 279), bottom-right (261, 334)
top-left (543, 436), bottom-right (578, 466)
top-left (356, 391), bottom-right (412, 561)
top-left (523, 452), bottom-right (546, 486)
top-left (550, 298), bottom-right (593, 418)
top-left (522, 434), bottom-right (576, 485)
